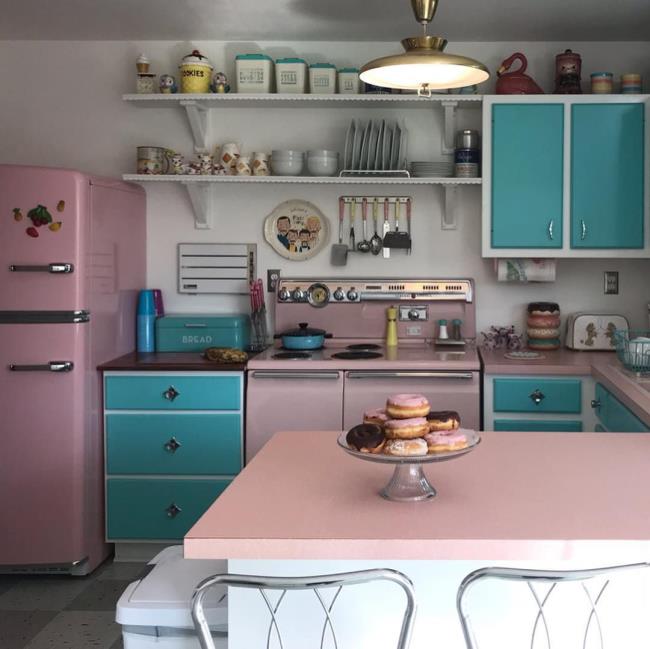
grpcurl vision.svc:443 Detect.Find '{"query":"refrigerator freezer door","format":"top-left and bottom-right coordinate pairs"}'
top-left (0, 165), bottom-right (88, 310)
top-left (0, 322), bottom-right (88, 566)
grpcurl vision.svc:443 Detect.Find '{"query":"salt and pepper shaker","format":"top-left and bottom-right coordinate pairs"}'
top-left (452, 319), bottom-right (462, 341)
top-left (438, 319), bottom-right (449, 340)
top-left (386, 306), bottom-right (398, 347)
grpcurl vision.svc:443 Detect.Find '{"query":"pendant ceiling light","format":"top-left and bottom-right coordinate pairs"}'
top-left (360, 0), bottom-right (489, 95)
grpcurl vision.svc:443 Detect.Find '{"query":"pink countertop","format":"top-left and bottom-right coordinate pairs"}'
top-left (480, 348), bottom-right (650, 426)
top-left (185, 430), bottom-right (650, 561)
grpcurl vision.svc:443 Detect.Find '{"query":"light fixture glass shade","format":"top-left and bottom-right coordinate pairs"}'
top-left (360, 36), bottom-right (489, 92)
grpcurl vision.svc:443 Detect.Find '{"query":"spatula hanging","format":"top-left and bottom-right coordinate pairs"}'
top-left (383, 198), bottom-right (411, 250)
top-left (330, 197), bottom-right (348, 266)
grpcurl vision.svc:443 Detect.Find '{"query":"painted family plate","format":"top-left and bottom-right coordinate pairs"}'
top-left (263, 199), bottom-right (330, 261)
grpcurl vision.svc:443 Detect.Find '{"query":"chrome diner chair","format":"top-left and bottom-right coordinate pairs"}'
top-left (456, 563), bottom-right (650, 649)
top-left (192, 568), bottom-right (417, 649)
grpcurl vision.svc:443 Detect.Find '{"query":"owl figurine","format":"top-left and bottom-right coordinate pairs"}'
top-left (159, 74), bottom-right (178, 94)
top-left (211, 71), bottom-right (230, 93)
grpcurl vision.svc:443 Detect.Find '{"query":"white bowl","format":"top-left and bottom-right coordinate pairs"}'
top-left (272, 150), bottom-right (304, 159)
top-left (308, 149), bottom-right (338, 158)
top-left (307, 154), bottom-right (339, 176)
top-left (271, 156), bottom-right (304, 176)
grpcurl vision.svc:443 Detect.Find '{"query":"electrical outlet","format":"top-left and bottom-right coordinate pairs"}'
top-left (604, 271), bottom-right (619, 295)
top-left (267, 269), bottom-right (280, 292)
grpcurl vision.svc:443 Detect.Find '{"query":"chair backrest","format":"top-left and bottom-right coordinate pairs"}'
top-left (456, 563), bottom-right (650, 649)
top-left (191, 568), bottom-right (417, 649)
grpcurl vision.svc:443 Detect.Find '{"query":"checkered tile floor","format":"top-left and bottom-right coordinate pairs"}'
top-left (0, 560), bottom-right (150, 649)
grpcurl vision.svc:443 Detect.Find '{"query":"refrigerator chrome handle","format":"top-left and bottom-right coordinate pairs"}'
top-left (9, 263), bottom-right (74, 274)
top-left (346, 371), bottom-right (474, 379)
top-left (9, 360), bottom-right (74, 372)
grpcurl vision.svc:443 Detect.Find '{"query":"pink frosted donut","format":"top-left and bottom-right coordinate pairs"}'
top-left (384, 417), bottom-right (429, 439)
top-left (386, 393), bottom-right (430, 419)
top-left (363, 408), bottom-right (389, 427)
top-left (384, 438), bottom-right (428, 457)
top-left (424, 430), bottom-right (469, 453)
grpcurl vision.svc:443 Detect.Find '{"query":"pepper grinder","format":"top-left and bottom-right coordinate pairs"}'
top-left (386, 306), bottom-right (398, 347)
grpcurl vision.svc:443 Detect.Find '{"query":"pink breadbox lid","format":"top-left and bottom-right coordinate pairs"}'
top-left (363, 408), bottom-right (388, 422)
top-left (387, 393), bottom-right (429, 408)
top-left (385, 416), bottom-right (428, 429)
top-left (424, 429), bottom-right (472, 444)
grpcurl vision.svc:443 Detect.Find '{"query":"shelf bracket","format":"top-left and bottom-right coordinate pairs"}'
top-left (182, 182), bottom-right (213, 229)
top-left (180, 100), bottom-right (209, 153)
top-left (441, 100), bottom-right (458, 155)
top-left (441, 185), bottom-right (458, 230)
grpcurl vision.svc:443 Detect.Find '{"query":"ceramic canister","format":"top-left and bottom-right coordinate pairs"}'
top-left (591, 72), bottom-right (613, 94)
top-left (236, 156), bottom-right (252, 176)
top-left (218, 143), bottom-right (240, 172)
top-left (179, 49), bottom-right (213, 93)
top-left (621, 73), bottom-right (642, 93)
top-left (137, 146), bottom-right (169, 174)
top-left (252, 152), bottom-right (270, 176)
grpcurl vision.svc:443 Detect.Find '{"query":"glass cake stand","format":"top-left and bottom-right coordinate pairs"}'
top-left (337, 431), bottom-right (481, 502)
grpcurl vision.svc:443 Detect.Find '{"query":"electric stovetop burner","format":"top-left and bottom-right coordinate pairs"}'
top-left (346, 343), bottom-right (382, 351)
top-left (272, 351), bottom-right (312, 360)
top-left (331, 351), bottom-right (383, 360)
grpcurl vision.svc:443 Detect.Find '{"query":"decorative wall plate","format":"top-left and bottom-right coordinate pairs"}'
top-left (263, 200), bottom-right (329, 261)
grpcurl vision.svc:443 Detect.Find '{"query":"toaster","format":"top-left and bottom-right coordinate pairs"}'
top-left (565, 312), bottom-right (629, 351)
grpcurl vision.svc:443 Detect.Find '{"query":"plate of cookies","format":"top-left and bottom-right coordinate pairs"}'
top-left (337, 394), bottom-right (481, 501)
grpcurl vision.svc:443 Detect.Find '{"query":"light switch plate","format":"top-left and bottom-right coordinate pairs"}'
top-left (604, 271), bottom-right (619, 295)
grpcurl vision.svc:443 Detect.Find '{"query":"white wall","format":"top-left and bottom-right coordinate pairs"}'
top-left (1, 40), bottom-right (649, 334)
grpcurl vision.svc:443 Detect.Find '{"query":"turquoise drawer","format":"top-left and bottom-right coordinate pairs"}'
top-left (106, 413), bottom-right (242, 475)
top-left (105, 374), bottom-right (241, 410)
top-left (493, 378), bottom-right (582, 414)
top-left (494, 419), bottom-right (583, 432)
top-left (106, 478), bottom-right (229, 540)
top-left (595, 383), bottom-right (650, 432)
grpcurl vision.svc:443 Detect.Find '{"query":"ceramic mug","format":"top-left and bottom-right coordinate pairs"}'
top-left (252, 152), bottom-right (270, 176)
top-left (219, 142), bottom-right (240, 172)
top-left (236, 156), bottom-right (252, 176)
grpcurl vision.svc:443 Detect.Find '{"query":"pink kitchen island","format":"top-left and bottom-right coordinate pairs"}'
top-left (185, 430), bottom-right (650, 649)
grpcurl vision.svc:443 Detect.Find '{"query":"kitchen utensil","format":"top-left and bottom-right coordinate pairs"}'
top-left (382, 198), bottom-right (391, 258)
top-left (383, 199), bottom-right (411, 250)
top-left (406, 198), bottom-right (412, 254)
top-left (256, 278), bottom-right (268, 343)
top-left (370, 198), bottom-right (382, 255)
top-left (331, 197), bottom-right (348, 266)
top-left (357, 198), bottom-right (371, 253)
top-left (349, 199), bottom-right (356, 250)
top-left (250, 281), bottom-right (263, 348)
top-left (274, 322), bottom-right (333, 350)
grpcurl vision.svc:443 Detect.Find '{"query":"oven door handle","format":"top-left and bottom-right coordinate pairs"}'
top-left (346, 371), bottom-right (475, 379)
top-left (251, 371), bottom-right (341, 380)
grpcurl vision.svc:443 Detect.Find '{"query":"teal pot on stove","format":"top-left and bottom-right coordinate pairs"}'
top-left (274, 322), bottom-right (332, 350)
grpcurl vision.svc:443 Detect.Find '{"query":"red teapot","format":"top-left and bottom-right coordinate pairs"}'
top-left (496, 52), bottom-right (544, 94)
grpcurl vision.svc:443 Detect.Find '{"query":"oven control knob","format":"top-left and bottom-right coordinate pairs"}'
top-left (408, 309), bottom-right (420, 321)
top-left (346, 289), bottom-right (359, 301)
top-left (333, 288), bottom-right (345, 301)
top-left (292, 288), bottom-right (305, 301)
top-left (278, 288), bottom-right (290, 301)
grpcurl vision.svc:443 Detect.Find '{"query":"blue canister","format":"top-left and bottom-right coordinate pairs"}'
top-left (454, 129), bottom-right (480, 178)
top-left (137, 289), bottom-right (156, 352)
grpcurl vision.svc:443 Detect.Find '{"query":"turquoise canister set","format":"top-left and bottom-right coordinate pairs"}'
top-left (136, 289), bottom-right (250, 353)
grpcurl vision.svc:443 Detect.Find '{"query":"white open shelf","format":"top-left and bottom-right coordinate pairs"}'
top-left (122, 174), bottom-right (480, 230)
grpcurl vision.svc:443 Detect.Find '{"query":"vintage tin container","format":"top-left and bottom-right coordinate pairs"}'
top-left (179, 50), bottom-right (213, 93)
top-left (136, 73), bottom-right (156, 94)
top-left (155, 314), bottom-right (251, 352)
top-left (137, 146), bottom-right (170, 175)
top-left (621, 73), bottom-right (642, 93)
top-left (235, 54), bottom-right (274, 93)
top-left (554, 49), bottom-right (582, 94)
top-left (309, 63), bottom-right (337, 94)
top-left (591, 72), bottom-right (613, 94)
top-left (275, 58), bottom-right (307, 93)
top-left (337, 68), bottom-right (361, 94)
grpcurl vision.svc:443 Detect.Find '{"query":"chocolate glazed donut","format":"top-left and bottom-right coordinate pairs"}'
top-left (346, 423), bottom-right (386, 454)
top-left (426, 410), bottom-right (461, 431)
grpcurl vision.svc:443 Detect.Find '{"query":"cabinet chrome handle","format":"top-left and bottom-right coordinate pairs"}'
top-left (530, 389), bottom-right (545, 405)
top-left (591, 399), bottom-right (601, 409)
top-left (581, 219), bottom-right (587, 240)
top-left (165, 503), bottom-right (182, 518)
top-left (548, 220), bottom-right (554, 240)
top-left (9, 360), bottom-right (73, 372)
top-left (164, 437), bottom-right (181, 453)
top-left (163, 386), bottom-right (180, 401)
top-left (9, 263), bottom-right (74, 274)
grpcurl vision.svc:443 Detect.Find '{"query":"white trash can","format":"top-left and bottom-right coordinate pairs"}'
top-left (116, 546), bottom-right (227, 648)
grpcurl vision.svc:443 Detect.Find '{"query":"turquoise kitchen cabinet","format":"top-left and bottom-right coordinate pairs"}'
top-left (493, 377), bottom-right (582, 414)
top-left (103, 371), bottom-right (243, 543)
top-left (491, 103), bottom-right (564, 249)
top-left (494, 419), bottom-right (583, 432)
top-left (593, 383), bottom-right (650, 432)
top-left (571, 103), bottom-right (644, 249)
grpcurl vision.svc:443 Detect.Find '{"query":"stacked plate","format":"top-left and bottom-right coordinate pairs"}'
top-left (343, 119), bottom-right (409, 172)
top-left (409, 159), bottom-right (454, 178)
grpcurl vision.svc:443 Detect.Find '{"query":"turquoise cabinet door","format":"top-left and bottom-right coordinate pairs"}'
top-left (106, 413), bottom-right (242, 475)
top-left (491, 104), bottom-right (564, 248)
top-left (493, 378), bottom-right (582, 414)
top-left (571, 103), bottom-right (644, 248)
top-left (594, 383), bottom-right (650, 432)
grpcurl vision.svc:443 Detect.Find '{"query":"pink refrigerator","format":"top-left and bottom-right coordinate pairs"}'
top-left (0, 165), bottom-right (146, 574)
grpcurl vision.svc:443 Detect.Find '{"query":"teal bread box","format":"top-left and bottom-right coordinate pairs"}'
top-left (155, 314), bottom-right (250, 352)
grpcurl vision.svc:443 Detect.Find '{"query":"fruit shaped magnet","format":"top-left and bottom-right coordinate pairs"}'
top-left (12, 208), bottom-right (23, 221)
top-left (27, 204), bottom-right (53, 228)
top-left (49, 222), bottom-right (62, 232)
top-left (57, 200), bottom-right (65, 212)
top-left (26, 227), bottom-right (39, 238)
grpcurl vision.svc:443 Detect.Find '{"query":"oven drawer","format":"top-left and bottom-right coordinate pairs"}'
top-left (493, 378), bottom-right (582, 414)
top-left (105, 413), bottom-right (242, 475)
top-left (343, 370), bottom-right (480, 430)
